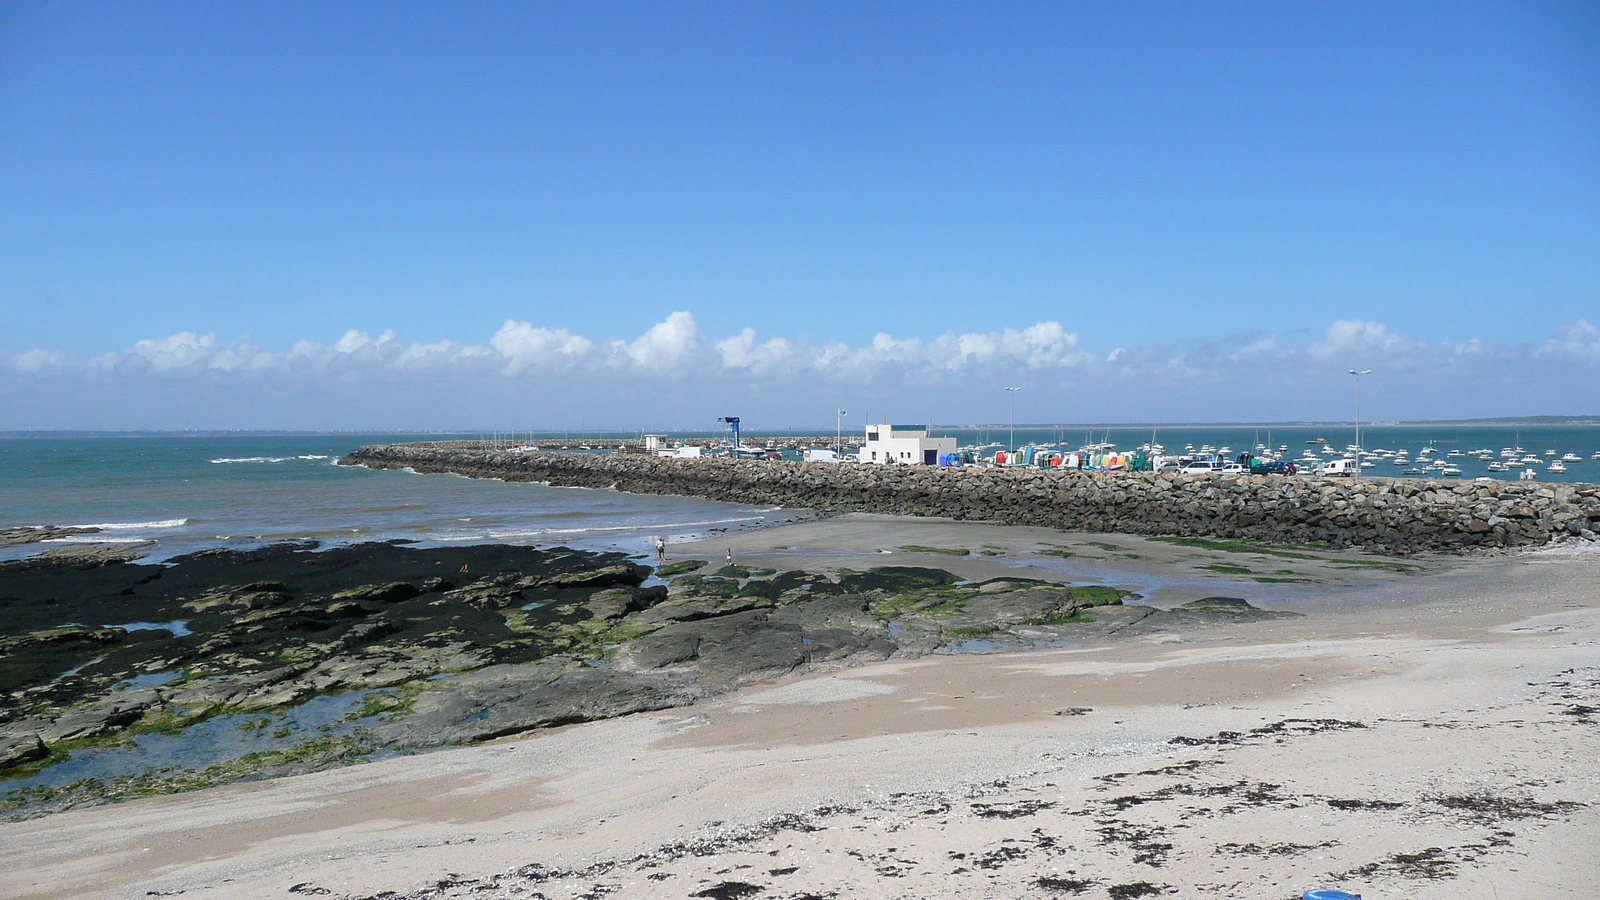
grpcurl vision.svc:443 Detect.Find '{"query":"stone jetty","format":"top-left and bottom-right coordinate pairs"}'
top-left (343, 443), bottom-right (1600, 553)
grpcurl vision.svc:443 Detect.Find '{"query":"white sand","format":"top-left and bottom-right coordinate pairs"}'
top-left (4, 519), bottom-right (1598, 900)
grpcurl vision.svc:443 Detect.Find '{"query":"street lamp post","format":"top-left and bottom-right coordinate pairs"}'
top-left (836, 409), bottom-right (846, 455)
top-left (1348, 369), bottom-right (1371, 480)
top-left (1004, 387), bottom-right (1022, 464)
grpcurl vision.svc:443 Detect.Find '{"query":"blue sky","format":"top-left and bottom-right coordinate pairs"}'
top-left (2, 2), bottom-right (1597, 430)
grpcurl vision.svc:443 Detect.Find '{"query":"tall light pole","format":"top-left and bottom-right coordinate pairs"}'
top-left (836, 409), bottom-right (846, 454)
top-left (1348, 369), bottom-right (1371, 480)
top-left (1005, 387), bottom-right (1022, 463)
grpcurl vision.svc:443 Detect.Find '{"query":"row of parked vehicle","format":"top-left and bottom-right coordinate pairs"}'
top-left (1164, 454), bottom-right (1302, 476)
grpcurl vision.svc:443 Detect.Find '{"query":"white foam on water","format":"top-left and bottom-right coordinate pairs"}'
top-left (42, 536), bottom-right (153, 544)
top-left (72, 518), bottom-right (191, 530)
top-left (211, 455), bottom-right (327, 463)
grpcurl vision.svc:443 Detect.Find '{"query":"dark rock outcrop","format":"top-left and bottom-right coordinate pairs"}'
top-left (378, 660), bottom-right (700, 746)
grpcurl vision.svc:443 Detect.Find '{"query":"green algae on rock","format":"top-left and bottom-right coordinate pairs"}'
top-left (1, 543), bottom-right (1295, 818)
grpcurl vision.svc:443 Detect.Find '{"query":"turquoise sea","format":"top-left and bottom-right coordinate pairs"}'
top-left (2, 425), bottom-right (1595, 563)
top-left (0, 433), bottom-right (794, 563)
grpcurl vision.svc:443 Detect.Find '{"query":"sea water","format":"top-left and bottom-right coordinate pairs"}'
top-left (0, 433), bottom-right (796, 562)
top-left (3, 425), bottom-right (1596, 563)
top-left (940, 423), bottom-right (1600, 483)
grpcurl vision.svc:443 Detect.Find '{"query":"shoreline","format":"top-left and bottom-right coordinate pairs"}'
top-left (0, 508), bottom-right (1437, 794)
top-left (2, 514), bottom-right (1596, 898)
top-left (0, 515), bottom-right (1593, 890)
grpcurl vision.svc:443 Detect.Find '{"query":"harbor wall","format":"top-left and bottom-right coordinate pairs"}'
top-left (341, 443), bottom-right (1600, 554)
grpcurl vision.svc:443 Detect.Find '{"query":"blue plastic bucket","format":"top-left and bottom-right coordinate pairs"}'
top-left (1303, 891), bottom-right (1361, 900)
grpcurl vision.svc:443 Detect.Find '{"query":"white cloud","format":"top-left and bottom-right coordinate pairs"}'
top-left (1228, 335), bottom-right (1280, 361)
top-left (845, 322), bottom-right (1083, 372)
top-left (1308, 319), bottom-right (1405, 359)
top-left (717, 328), bottom-right (796, 372)
top-left (613, 310), bottom-right (702, 370)
top-left (394, 339), bottom-right (494, 370)
top-left (490, 320), bottom-right (593, 374)
top-left (7, 315), bottom-right (1599, 429)
top-left (130, 332), bottom-right (222, 371)
top-left (12, 349), bottom-right (71, 373)
top-left (1540, 319), bottom-right (1600, 361)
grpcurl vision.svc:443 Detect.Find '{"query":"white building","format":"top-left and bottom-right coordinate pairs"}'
top-left (859, 424), bottom-right (957, 465)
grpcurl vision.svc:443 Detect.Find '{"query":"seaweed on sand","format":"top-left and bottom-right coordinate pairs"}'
top-left (838, 566), bottom-right (959, 593)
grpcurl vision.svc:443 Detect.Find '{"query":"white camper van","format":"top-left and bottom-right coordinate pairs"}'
top-left (803, 448), bottom-right (841, 463)
top-left (1314, 458), bottom-right (1357, 477)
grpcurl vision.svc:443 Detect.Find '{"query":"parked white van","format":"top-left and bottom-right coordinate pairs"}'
top-left (1315, 458), bottom-right (1357, 477)
top-left (803, 448), bottom-right (841, 463)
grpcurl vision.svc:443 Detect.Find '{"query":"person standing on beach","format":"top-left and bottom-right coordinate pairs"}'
top-left (726, 548), bottom-right (733, 565)
top-left (654, 536), bottom-right (666, 563)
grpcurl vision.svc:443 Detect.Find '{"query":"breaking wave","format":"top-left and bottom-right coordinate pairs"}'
top-left (73, 518), bottom-right (191, 531)
top-left (210, 455), bottom-right (330, 464)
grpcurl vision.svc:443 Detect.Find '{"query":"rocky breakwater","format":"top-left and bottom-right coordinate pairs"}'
top-left (343, 443), bottom-right (1600, 553)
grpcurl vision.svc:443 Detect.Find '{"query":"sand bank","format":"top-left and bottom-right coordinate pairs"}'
top-left (4, 516), bottom-right (1597, 900)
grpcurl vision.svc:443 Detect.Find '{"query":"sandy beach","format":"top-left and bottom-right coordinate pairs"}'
top-left (4, 514), bottom-right (1598, 900)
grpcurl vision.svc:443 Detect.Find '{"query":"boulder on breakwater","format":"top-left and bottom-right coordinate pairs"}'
top-left (341, 443), bottom-right (1600, 554)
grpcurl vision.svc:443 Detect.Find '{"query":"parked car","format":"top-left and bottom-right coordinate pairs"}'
top-left (1249, 460), bottom-right (1297, 476)
top-left (1314, 458), bottom-right (1357, 477)
top-left (1177, 459), bottom-right (1221, 475)
top-left (1215, 463), bottom-right (1248, 476)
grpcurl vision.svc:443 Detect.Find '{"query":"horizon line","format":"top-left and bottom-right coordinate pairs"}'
top-left (4, 416), bottom-right (1599, 438)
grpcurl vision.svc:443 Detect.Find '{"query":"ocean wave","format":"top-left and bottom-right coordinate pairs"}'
top-left (43, 536), bottom-right (155, 544)
top-left (72, 518), bottom-right (191, 531)
top-left (210, 455), bottom-right (329, 464)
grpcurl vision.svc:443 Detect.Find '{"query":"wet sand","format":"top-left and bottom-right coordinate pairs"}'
top-left (685, 512), bottom-right (1453, 610)
top-left (4, 516), bottom-right (1598, 900)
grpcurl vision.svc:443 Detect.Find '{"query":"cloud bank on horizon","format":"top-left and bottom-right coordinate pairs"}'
top-left (5, 314), bottom-right (1597, 431)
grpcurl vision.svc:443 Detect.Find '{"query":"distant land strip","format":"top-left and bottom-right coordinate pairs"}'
top-left (4, 417), bottom-right (1598, 438)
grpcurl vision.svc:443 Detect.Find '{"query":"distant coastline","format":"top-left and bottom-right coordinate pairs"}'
top-left (942, 416), bottom-right (1600, 429)
top-left (4, 416), bottom-right (1597, 438)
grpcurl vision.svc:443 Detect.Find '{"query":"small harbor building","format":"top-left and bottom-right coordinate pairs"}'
top-left (859, 424), bottom-right (957, 465)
